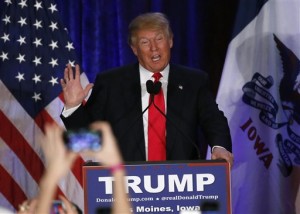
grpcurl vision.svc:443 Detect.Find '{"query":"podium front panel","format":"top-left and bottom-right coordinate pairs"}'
top-left (83, 160), bottom-right (231, 214)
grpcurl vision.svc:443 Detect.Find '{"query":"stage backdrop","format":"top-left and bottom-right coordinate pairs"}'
top-left (0, 0), bottom-right (238, 212)
top-left (55, 0), bottom-right (238, 95)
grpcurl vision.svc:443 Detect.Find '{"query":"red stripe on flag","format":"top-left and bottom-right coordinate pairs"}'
top-left (71, 157), bottom-right (84, 186)
top-left (0, 165), bottom-right (27, 210)
top-left (35, 109), bottom-right (84, 187)
top-left (0, 111), bottom-right (44, 183)
top-left (34, 108), bottom-right (56, 132)
top-left (55, 187), bottom-right (66, 200)
top-left (59, 92), bottom-right (65, 103)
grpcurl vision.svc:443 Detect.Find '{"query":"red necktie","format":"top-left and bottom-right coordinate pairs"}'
top-left (148, 72), bottom-right (166, 161)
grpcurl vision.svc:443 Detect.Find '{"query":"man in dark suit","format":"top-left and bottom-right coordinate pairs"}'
top-left (60, 12), bottom-right (233, 165)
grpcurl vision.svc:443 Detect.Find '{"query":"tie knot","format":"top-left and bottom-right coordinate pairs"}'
top-left (152, 72), bottom-right (162, 82)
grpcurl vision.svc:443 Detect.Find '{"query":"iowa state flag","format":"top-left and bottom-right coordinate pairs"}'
top-left (217, 0), bottom-right (300, 213)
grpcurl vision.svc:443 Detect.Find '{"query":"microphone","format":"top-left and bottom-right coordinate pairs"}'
top-left (146, 79), bottom-right (154, 94)
top-left (146, 79), bottom-right (162, 112)
top-left (146, 79), bottom-right (161, 95)
top-left (148, 81), bottom-right (201, 160)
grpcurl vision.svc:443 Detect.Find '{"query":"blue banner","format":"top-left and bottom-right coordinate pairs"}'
top-left (83, 161), bottom-right (231, 214)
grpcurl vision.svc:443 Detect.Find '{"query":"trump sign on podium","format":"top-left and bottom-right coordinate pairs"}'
top-left (83, 160), bottom-right (231, 214)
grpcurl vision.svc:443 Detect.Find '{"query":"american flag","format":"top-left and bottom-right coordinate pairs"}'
top-left (0, 0), bottom-right (88, 211)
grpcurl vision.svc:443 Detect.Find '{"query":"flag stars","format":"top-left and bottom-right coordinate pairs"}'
top-left (1, 33), bottom-right (10, 43)
top-left (0, 52), bottom-right (9, 61)
top-left (49, 21), bottom-right (58, 31)
top-left (18, 17), bottom-right (27, 27)
top-left (17, 36), bottom-right (26, 46)
top-left (65, 42), bottom-right (74, 51)
top-left (49, 76), bottom-right (58, 86)
top-left (18, 0), bottom-right (28, 8)
top-left (2, 15), bottom-right (11, 25)
top-left (33, 1), bottom-right (43, 11)
top-left (48, 3), bottom-right (58, 13)
top-left (33, 38), bottom-right (42, 47)
top-left (16, 54), bottom-right (26, 63)
top-left (49, 58), bottom-right (58, 67)
top-left (15, 72), bottom-right (25, 82)
top-left (32, 74), bottom-right (41, 84)
top-left (32, 92), bottom-right (42, 102)
top-left (33, 56), bottom-right (42, 66)
top-left (49, 40), bottom-right (58, 50)
top-left (4, 0), bottom-right (12, 5)
top-left (68, 60), bottom-right (75, 67)
top-left (33, 19), bottom-right (42, 29)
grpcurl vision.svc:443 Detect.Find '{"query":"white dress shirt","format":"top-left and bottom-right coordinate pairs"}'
top-left (139, 64), bottom-right (169, 160)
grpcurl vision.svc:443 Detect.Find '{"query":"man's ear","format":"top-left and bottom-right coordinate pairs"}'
top-left (169, 37), bottom-right (173, 48)
top-left (130, 45), bottom-right (138, 56)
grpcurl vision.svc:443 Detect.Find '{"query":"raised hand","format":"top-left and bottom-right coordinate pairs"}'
top-left (42, 123), bottom-right (78, 180)
top-left (80, 121), bottom-right (131, 214)
top-left (60, 64), bottom-right (93, 109)
top-left (31, 123), bottom-right (79, 214)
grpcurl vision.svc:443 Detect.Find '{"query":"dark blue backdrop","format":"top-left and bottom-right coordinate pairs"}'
top-left (0, 0), bottom-right (238, 93)
top-left (55, 0), bottom-right (238, 95)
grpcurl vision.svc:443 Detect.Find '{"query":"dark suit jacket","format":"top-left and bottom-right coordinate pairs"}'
top-left (61, 63), bottom-right (232, 161)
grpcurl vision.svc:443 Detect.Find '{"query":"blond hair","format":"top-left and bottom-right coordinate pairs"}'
top-left (128, 12), bottom-right (173, 45)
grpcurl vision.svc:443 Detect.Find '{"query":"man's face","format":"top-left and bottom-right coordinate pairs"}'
top-left (130, 29), bottom-right (173, 73)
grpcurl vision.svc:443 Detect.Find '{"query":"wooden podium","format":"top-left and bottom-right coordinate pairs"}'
top-left (83, 160), bottom-right (231, 214)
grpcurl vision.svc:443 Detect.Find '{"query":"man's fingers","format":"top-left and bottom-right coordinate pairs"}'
top-left (63, 66), bottom-right (70, 82)
top-left (64, 64), bottom-right (81, 83)
top-left (67, 63), bottom-right (74, 80)
top-left (75, 64), bottom-right (81, 79)
top-left (211, 149), bottom-right (234, 169)
top-left (227, 153), bottom-right (234, 169)
top-left (60, 78), bottom-right (66, 88)
top-left (84, 83), bottom-right (94, 96)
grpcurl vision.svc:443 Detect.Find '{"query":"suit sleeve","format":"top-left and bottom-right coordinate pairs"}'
top-left (197, 73), bottom-right (232, 152)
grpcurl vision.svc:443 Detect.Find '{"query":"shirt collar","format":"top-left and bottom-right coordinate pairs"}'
top-left (139, 64), bottom-right (170, 83)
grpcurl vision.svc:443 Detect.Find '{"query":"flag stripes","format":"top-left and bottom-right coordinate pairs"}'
top-left (0, 78), bottom-right (85, 211)
top-left (0, 111), bottom-right (45, 182)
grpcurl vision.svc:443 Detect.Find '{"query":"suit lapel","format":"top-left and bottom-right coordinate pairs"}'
top-left (121, 64), bottom-right (141, 110)
top-left (120, 64), bottom-right (146, 159)
top-left (167, 65), bottom-right (186, 111)
top-left (166, 65), bottom-right (187, 157)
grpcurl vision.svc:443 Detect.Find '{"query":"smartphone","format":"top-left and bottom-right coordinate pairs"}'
top-left (63, 129), bottom-right (102, 152)
top-left (50, 200), bottom-right (65, 214)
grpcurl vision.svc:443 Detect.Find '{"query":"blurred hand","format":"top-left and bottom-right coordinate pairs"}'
top-left (211, 147), bottom-right (234, 169)
top-left (17, 198), bottom-right (38, 214)
top-left (58, 195), bottom-right (79, 214)
top-left (81, 121), bottom-right (123, 167)
top-left (42, 123), bottom-right (78, 180)
top-left (60, 64), bottom-right (93, 109)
